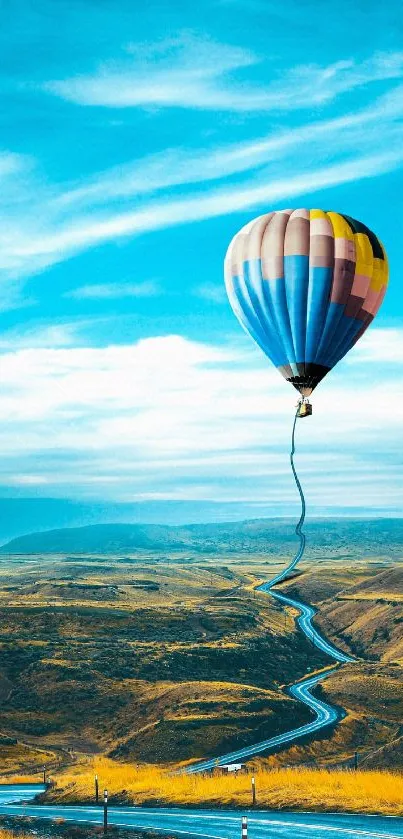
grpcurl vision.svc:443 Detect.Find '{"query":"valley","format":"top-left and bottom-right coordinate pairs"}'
top-left (0, 526), bottom-right (400, 773)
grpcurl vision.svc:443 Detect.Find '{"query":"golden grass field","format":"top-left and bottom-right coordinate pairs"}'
top-left (0, 742), bottom-right (62, 779)
top-left (0, 832), bottom-right (31, 839)
top-left (44, 756), bottom-right (403, 816)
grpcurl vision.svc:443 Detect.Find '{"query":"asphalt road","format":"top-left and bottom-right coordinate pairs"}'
top-left (186, 582), bottom-right (353, 773)
top-left (0, 788), bottom-right (402, 839)
top-left (185, 662), bottom-right (339, 772)
top-left (267, 587), bottom-right (354, 664)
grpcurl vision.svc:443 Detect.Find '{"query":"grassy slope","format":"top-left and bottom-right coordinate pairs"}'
top-left (0, 551), bottom-right (401, 785)
top-left (283, 563), bottom-right (403, 662)
top-left (264, 560), bottom-right (403, 768)
top-left (0, 555), bottom-right (326, 770)
top-left (44, 756), bottom-right (403, 816)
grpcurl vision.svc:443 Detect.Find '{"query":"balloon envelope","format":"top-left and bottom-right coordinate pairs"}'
top-left (224, 209), bottom-right (388, 395)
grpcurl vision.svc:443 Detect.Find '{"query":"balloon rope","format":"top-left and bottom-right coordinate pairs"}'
top-left (290, 407), bottom-right (306, 571)
top-left (262, 407), bottom-right (306, 589)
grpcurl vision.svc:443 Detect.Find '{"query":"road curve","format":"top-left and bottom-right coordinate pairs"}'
top-left (262, 586), bottom-right (354, 665)
top-left (0, 788), bottom-right (402, 839)
top-left (185, 580), bottom-right (354, 773)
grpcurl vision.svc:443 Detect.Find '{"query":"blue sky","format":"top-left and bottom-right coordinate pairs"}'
top-left (0, 0), bottom-right (402, 519)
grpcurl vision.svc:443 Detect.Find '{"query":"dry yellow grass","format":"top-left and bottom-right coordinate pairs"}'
top-left (0, 832), bottom-right (32, 839)
top-left (47, 756), bottom-right (403, 816)
top-left (1, 774), bottom-right (41, 784)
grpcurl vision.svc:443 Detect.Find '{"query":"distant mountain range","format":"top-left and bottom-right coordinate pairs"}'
top-left (0, 497), bottom-right (401, 546)
top-left (0, 498), bottom-right (264, 544)
top-left (1, 518), bottom-right (403, 555)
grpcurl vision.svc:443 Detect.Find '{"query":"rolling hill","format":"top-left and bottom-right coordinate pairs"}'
top-left (1, 517), bottom-right (403, 555)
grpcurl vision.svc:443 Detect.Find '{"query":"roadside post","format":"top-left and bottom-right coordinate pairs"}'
top-left (251, 776), bottom-right (256, 806)
top-left (241, 816), bottom-right (248, 839)
top-left (95, 774), bottom-right (99, 803)
top-left (103, 789), bottom-right (108, 835)
top-left (354, 751), bottom-right (359, 770)
top-left (43, 767), bottom-right (46, 785)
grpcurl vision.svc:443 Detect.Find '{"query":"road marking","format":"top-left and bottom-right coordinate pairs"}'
top-left (89, 809), bottom-right (403, 838)
top-left (30, 813), bottom-right (403, 839)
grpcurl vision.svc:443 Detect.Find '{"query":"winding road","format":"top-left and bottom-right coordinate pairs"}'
top-left (186, 576), bottom-right (355, 773)
top-left (186, 414), bottom-right (356, 773)
top-left (0, 785), bottom-right (402, 839)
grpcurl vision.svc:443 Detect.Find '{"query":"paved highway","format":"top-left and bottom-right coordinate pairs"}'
top-left (267, 587), bottom-right (354, 664)
top-left (0, 788), bottom-right (402, 839)
top-left (185, 661), bottom-right (339, 773)
top-left (186, 578), bottom-right (354, 773)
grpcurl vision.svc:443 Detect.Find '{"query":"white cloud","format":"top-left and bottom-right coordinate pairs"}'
top-left (347, 327), bottom-right (403, 363)
top-left (66, 280), bottom-right (162, 300)
top-left (43, 37), bottom-right (403, 112)
top-left (44, 36), bottom-right (256, 110)
top-left (0, 330), bottom-right (400, 509)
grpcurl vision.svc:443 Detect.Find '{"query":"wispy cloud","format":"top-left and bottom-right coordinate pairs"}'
top-left (193, 283), bottom-right (227, 304)
top-left (43, 35), bottom-right (403, 112)
top-left (0, 151), bottom-right (28, 179)
top-left (66, 280), bottom-right (162, 300)
top-left (1, 73), bottom-right (403, 297)
top-left (0, 320), bottom-right (92, 350)
top-left (44, 35), bottom-right (257, 111)
top-left (12, 147), bottom-right (403, 262)
top-left (53, 87), bottom-right (403, 213)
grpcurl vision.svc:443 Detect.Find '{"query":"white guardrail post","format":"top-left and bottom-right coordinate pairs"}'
top-left (103, 789), bottom-right (108, 834)
top-left (241, 816), bottom-right (248, 839)
top-left (251, 775), bottom-right (256, 806)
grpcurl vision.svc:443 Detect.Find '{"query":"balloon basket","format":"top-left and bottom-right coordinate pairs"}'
top-left (297, 399), bottom-right (312, 418)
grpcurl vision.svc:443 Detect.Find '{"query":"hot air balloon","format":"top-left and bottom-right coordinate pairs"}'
top-left (224, 209), bottom-right (388, 416)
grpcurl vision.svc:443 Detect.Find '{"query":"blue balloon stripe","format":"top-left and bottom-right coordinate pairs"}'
top-left (230, 274), bottom-right (287, 367)
top-left (260, 274), bottom-right (288, 359)
top-left (284, 255), bottom-right (308, 362)
top-left (305, 266), bottom-right (334, 363)
top-left (244, 260), bottom-right (288, 366)
top-left (230, 275), bottom-right (275, 355)
top-left (263, 275), bottom-right (298, 372)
